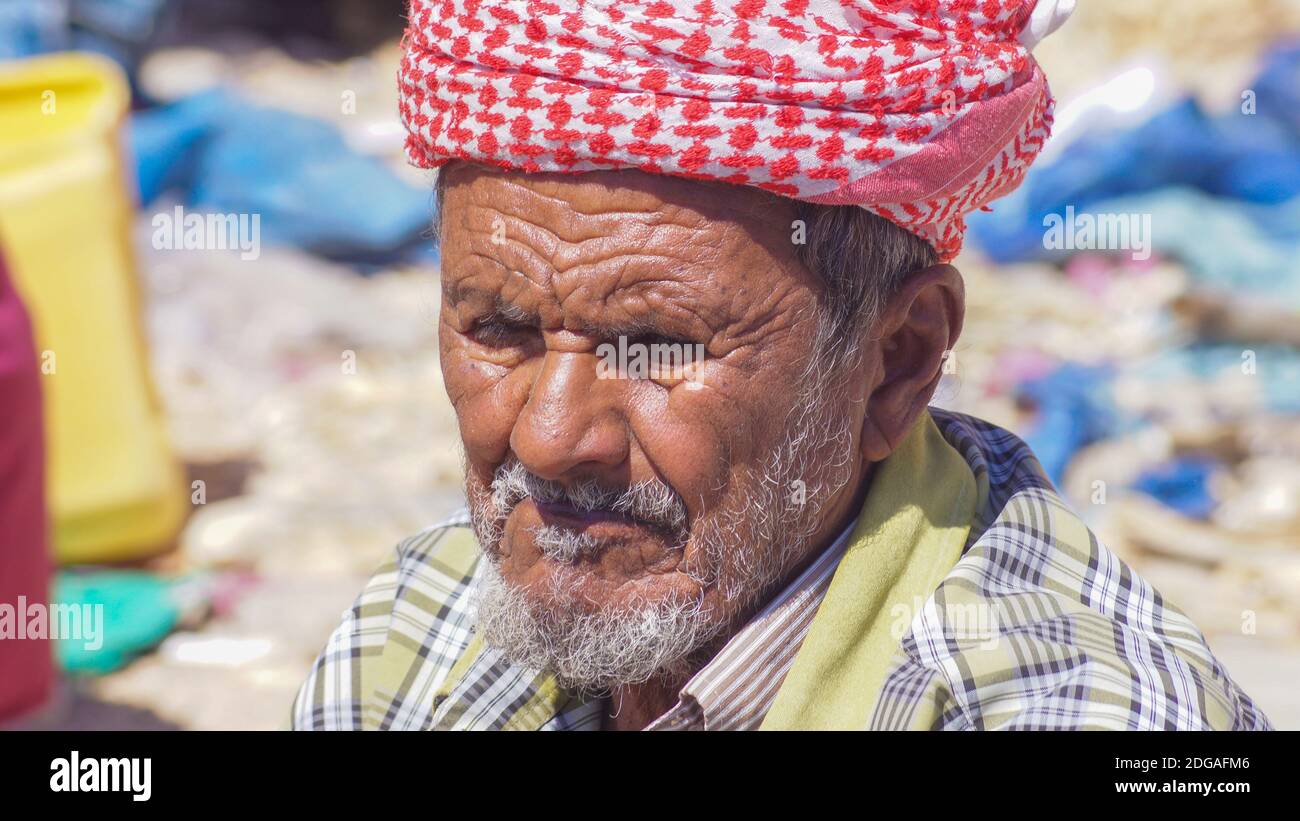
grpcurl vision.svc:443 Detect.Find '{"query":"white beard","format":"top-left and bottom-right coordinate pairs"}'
top-left (474, 557), bottom-right (712, 692)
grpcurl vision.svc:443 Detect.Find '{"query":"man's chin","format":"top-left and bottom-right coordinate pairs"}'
top-left (474, 555), bottom-right (719, 693)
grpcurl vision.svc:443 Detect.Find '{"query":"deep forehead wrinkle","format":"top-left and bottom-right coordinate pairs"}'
top-left (440, 164), bottom-right (819, 346)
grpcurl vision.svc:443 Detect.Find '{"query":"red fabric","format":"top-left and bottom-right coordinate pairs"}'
top-left (0, 253), bottom-right (54, 722)
top-left (398, 0), bottom-right (1063, 259)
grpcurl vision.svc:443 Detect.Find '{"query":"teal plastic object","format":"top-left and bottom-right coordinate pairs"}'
top-left (52, 570), bottom-right (182, 676)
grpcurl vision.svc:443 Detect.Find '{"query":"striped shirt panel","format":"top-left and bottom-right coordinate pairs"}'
top-left (645, 521), bottom-right (854, 731)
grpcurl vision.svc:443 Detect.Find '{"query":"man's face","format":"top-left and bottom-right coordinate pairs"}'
top-left (438, 164), bottom-right (868, 690)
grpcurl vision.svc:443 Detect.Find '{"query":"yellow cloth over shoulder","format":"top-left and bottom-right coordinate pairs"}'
top-left (761, 411), bottom-right (981, 730)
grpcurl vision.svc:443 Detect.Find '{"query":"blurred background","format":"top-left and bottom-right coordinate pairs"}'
top-left (0, 0), bottom-right (1297, 730)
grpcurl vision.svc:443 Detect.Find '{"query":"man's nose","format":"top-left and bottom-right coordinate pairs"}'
top-left (509, 346), bottom-right (629, 481)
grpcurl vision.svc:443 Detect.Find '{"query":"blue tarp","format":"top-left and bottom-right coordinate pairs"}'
top-left (1132, 457), bottom-right (1219, 520)
top-left (1015, 364), bottom-right (1119, 487)
top-left (968, 43), bottom-right (1300, 272)
top-left (132, 89), bottom-right (436, 263)
top-left (0, 0), bottom-right (171, 68)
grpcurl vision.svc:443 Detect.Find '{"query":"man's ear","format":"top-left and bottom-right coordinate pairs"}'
top-left (859, 263), bottom-right (965, 463)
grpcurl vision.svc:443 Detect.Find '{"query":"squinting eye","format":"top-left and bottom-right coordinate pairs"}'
top-left (470, 319), bottom-right (536, 347)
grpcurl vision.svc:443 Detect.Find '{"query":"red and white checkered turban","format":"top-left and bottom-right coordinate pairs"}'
top-left (399, 0), bottom-right (1072, 260)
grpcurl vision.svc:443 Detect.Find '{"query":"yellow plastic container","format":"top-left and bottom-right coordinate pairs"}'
top-left (0, 53), bottom-right (186, 563)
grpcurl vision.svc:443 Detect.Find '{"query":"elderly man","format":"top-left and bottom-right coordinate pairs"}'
top-left (294, 0), bottom-right (1269, 730)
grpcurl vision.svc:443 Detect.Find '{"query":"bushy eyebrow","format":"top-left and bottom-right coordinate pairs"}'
top-left (572, 315), bottom-right (670, 340)
top-left (485, 299), bottom-right (534, 325)
top-left (444, 280), bottom-right (521, 315)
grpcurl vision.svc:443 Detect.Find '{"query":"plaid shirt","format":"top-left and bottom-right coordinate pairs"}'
top-left (293, 410), bottom-right (1271, 731)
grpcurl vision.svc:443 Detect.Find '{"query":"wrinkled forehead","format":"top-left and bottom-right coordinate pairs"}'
top-left (437, 163), bottom-right (820, 333)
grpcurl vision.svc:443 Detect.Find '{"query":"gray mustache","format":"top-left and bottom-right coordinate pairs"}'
top-left (490, 457), bottom-right (688, 534)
